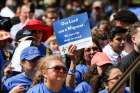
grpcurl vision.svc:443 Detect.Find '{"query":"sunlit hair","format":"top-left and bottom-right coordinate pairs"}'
top-left (39, 55), bottom-right (63, 71)
top-left (129, 22), bottom-right (140, 36)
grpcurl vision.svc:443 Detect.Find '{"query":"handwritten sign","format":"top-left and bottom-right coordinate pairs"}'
top-left (53, 12), bottom-right (93, 55)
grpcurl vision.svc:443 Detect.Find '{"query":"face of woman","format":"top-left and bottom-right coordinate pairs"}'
top-left (84, 42), bottom-right (100, 62)
top-left (32, 31), bottom-right (43, 43)
top-left (107, 68), bottom-right (125, 92)
top-left (49, 41), bottom-right (59, 51)
top-left (43, 60), bottom-right (67, 83)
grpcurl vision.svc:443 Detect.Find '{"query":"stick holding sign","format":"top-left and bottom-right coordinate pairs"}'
top-left (53, 12), bottom-right (93, 55)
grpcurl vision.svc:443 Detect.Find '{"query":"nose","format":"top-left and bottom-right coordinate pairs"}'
top-left (120, 40), bottom-right (125, 46)
top-left (52, 18), bottom-right (56, 22)
top-left (59, 68), bottom-right (66, 73)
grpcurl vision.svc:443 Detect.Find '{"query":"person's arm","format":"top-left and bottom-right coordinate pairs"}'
top-left (65, 45), bottom-right (77, 88)
top-left (9, 84), bottom-right (25, 93)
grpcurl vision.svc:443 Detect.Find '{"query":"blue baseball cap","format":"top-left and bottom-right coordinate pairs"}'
top-left (20, 46), bottom-right (41, 61)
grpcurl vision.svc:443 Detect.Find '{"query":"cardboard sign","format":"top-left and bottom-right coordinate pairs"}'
top-left (53, 12), bottom-right (93, 55)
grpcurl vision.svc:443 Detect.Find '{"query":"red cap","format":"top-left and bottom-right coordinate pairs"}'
top-left (25, 19), bottom-right (47, 31)
top-left (0, 31), bottom-right (11, 40)
top-left (91, 52), bottom-right (111, 66)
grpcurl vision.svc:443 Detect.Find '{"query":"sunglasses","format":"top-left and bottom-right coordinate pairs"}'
top-left (85, 47), bottom-right (99, 52)
top-left (47, 66), bottom-right (68, 73)
top-left (107, 75), bottom-right (122, 81)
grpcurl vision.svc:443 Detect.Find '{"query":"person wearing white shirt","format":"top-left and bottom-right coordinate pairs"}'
top-left (103, 27), bottom-right (127, 65)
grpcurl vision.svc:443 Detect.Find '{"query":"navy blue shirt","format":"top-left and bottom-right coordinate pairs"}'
top-left (0, 50), bottom-right (4, 71)
top-left (26, 82), bottom-right (74, 93)
top-left (38, 43), bottom-right (46, 56)
top-left (3, 73), bottom-right (32, 93)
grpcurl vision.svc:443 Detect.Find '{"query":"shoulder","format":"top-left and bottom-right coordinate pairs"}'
top-left (76, 64), bottom-right (88, 70)
top-left (75, 81), bottom-right (92, 93)
top-left (77, 81), bottom-right (91, 89)
top-left (61, 86), bottom-right (74, 93)
top-left (27, 83), bottom-right (44, 93)
top-left (122, 50), bottom-right (140, 62)
top-left (118, 50), bottom-right (140, 71)
top-left (4, 73), bottom-right (24, 84)
top-left (102, 44), bottom-right (111, 52)
top-left (99, 89), bottom-right (108, 93)
top-left (3, 73), bottom-right (27, 91)
top-left (76, 64), bottom-right (88, 75)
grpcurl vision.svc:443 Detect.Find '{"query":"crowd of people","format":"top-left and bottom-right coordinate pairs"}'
top-left (0, 0), bottom-right (140, 93)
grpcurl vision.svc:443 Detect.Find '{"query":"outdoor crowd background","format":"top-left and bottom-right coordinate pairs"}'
top-left (0, 0), bottom-right (140, 93)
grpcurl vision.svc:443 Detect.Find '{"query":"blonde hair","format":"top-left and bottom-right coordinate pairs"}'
top-left (32, 55), bottom-right (63, 86)
top-left (39, 55), bottom-right (63, 72)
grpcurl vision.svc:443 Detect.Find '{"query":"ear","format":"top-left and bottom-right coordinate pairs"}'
top-left (131, 35), bottom-right (136, 44)
top-left (42, 70), bottom-right (48, 78)
top-left (20, 61), bottom-right (25, 66)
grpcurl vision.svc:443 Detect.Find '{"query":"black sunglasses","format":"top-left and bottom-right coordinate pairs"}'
top-left (85, 47), bottom-right (99, 52)
top-left (47, 66), bottom-right (68, 73)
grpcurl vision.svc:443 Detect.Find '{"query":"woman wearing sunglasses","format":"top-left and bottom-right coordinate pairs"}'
top-left (27, 55), bottom-right (74, 93)
top-left (99, 66), bottom-right (129, 93)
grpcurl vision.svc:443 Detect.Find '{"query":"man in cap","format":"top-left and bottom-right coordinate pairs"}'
top-left (2, 46), bottom-right (41, 93)
top-left (10, 29), bottom-right (34, 73)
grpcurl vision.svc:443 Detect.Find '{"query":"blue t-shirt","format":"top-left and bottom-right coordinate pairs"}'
top-left (76, 64), bottom-right (89, 76)
top-left (26, 82), bottom-right (74, 93)
top-left (75, 64), bottom-right (89, 85)
top-left (3, 73), bottom-right (32, 93)
top-left (74, 81), bottom-right (92, 93)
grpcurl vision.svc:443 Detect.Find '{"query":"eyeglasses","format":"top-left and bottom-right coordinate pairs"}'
top-left (85, 47), bottom-right (99, 52)
top-left (45, 16), bottom-right (57, 20)
top-left (107, 75), bottom-right (122, 81)
top-left (92, 7), bottom-right (101, 10)
top-left (47, 66), bottom-right (68, 73)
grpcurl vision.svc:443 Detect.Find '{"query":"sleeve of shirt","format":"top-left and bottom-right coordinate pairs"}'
top-left (26, 89), bottom-right (34, 93)
top-left (2, 80), bottom-right (11, 93)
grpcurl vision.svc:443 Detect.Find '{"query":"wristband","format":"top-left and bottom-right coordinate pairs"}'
top-left (68, 68), bottom-right (75, 75)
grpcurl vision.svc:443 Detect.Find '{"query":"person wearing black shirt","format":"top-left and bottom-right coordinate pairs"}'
top-left (118, 22), bottom-right (140, 93)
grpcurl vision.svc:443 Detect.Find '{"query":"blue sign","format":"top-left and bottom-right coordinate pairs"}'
top-left (53, 12), bottom-right (93, 54)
